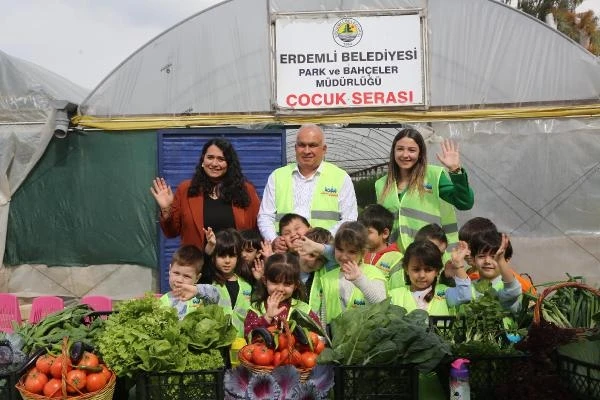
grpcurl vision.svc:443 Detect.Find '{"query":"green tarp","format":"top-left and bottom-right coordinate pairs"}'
top-left (5, 130), bottom-right (158, 268)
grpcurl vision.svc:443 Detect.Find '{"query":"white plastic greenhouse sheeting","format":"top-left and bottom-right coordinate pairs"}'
top-left (0, 50), bottom-right (88, 297)
top-left (81, 0), bottom-right (600, 117)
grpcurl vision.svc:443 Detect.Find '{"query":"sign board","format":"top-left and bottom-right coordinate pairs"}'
top-left (274, 13), bottom-right (426, 110)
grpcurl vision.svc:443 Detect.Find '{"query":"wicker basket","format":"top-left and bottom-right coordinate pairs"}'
top-left (239, 351), bottom-right (312, 382)
top-left (533, 281), bottom-right (600, 338)
top-left (16, 338), bottom-right (116, 400)
top-left (240, 320), bottom-right (314, 382)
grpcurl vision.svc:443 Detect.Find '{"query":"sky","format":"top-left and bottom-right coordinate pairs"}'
top-left (0, 0), bottom-right (599, 92)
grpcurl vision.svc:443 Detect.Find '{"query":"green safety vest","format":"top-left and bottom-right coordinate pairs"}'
top-left (375, 165), bottom-right (459, 252)
top-left (389, 285), bottom-right (455, 316)
top-left (159, 292), bottom-right (205, 317)
top-left (250, 298), bottom-right (313, 322)
top-left (371, 251), bottom-right (403, 278)
top-left (215, 276), bottom-right (252, 337)
top-left (310, 263), bottom-right (387, 324)
top-left (273, 161), bottom-right (346, 230)
top-left (388, 267), bottom-right (407, 291)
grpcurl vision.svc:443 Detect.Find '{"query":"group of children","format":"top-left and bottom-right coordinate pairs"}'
top-left (160, 204), bottom-right (533, 339)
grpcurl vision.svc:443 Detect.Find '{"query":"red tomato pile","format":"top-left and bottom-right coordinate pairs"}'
top-left (21, 351), bottom-right (112, 398)
top-left (240, 328), bottom-right (325, 369)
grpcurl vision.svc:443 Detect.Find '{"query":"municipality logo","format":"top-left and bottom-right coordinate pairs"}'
top-left (333, 18), bottom-right (363, 47)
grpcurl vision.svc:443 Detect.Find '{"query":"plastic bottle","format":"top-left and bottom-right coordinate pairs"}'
top-left (449, 358), bottom-right (471, 400)
top-left (229, 337), bottom-right (247, 368)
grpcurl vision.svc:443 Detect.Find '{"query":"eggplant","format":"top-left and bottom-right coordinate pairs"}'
top-left (293, 325), bottom-right (310, 346)
top-left (250, 327), bottom-right (275, 349)
top-left (69, 341), bottom-right (85, 365)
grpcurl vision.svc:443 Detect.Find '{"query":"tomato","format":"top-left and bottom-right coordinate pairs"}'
top-left (252, 346), bottom-right (274, 366)
top-left (277, 333), bottom-right (288, 350)
top-left (77, 351), bottom-right (99, 369)
top-left (289, 349), bottom-right (302, 367)
top-left (288, 334), bottom-right (296, 348)
top-left (35, 354), bottom-right (55, 375)
top-left (314, 340), bottom-right (326, 355)
top-left (86, 372), bottom-right (108, 393)
top-left (43, 378), bottom-right (62, 398)
top-left (281, 348), bottom-right (301, 366)
top-left (272, 351), bottom-right (282, 367)
top-left (308, 331), bottom-right (320, 348)
top-left (24, 368), bottom-right (48, 394)
top-left (300, 351), bottom-right (318, 368)
top-left (66, 369), bottom-right (87, 394)
top-left (100, 364), bottom-right (112, 382)
top-left (239, 344), bottom-right (255, 363)
top-left (50, 355), bottom-right (72, 379)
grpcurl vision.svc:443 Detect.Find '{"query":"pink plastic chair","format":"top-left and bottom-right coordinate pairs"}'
top-left (29, 296), bottom-right (64, 324)
top-left (80, 295), bottom-right (112, 312)
top-left (0, 293), bottom-right (22, 333)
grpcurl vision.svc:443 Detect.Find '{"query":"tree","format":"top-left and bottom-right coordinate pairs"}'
top-left (517, 0), bottom-right (600, 55)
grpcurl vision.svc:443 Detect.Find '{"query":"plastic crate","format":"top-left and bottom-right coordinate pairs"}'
top-left (557, 353), bottom-right (600, 400)
top-left (136, 369), bottom-right (224, 400)
top-left (333, 364), bottom-right (418, 399)
top-left (429, 315), bottom-right (466, 342)
top-left (438, 354), bottom-right (528, 400)
top-left (0, 370), bottom-right (18, 400)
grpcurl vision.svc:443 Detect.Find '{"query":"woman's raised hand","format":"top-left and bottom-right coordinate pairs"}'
top-left (150, 177), bottom-right (174, 208)
top-left (436, 139), bottom-right (461, 172)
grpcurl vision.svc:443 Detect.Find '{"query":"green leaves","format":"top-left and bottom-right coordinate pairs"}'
top-left (318, 300), bottom-right (451, 372)
top-left (97, 295), bottom-right (228, 377)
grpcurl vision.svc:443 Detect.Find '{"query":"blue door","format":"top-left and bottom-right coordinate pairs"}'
top-left (157, 127), bottom-right (286, 292)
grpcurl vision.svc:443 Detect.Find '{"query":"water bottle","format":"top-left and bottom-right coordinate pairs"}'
top-left (449, 358), bottom-right (471, 400)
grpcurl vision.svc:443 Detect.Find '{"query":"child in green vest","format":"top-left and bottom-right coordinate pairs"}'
top-left (445, 231), bottom-right (522, 313)
top-left (176, 229), bottom-right (252, 337)
top-left (309, 221), bottom-right (387, 325)
top-left (278, 213), bottom-right (311, 254)
top-left (237, 229), bottom-right (271, 288)
top-left (299, 227), bottom-right (333, 300)
top-left (389, 240), bottom-right (467, 316)
top-left (358, 204), bottom-right (403, 279)
top-left (159, 245), bottom-right (208, 319)
top-left (458, 217), bottom-right (536, 295)
top-left (245, 253), bottom-right (321, 336)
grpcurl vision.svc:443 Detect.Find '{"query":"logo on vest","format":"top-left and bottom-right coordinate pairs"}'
top-left (321, 186), bottom-right (339, 197)
top-left (379, 261), bottom-right (391, 270)
top-left (424, 183), bottom-right (433, 193)
top-left (243, 290), bottom-right (252, 297)
top-left (352, 299), bottom-right (366, 306)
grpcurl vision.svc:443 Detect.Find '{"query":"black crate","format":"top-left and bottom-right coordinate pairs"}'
top-left (0, 371), bottom-right (18, 400)
top-left (333, 364), bottom-right (418, 400)
top-left (136, 369), bottom-right (224, 400)
top-left (438, 354), bottom-right (529, 400)
top-left (429, 316), bottom-right (466, 342)
top-left (557, 353), bottom-right (600, 400)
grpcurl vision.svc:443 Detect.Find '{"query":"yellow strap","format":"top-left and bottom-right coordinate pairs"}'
top-left (72, 103), bottom-right (600, 130)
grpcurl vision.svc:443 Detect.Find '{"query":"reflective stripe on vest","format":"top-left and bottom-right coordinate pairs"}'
top-left (273, 162), bottom-right (345, 230)
top-left (389, 285), bottom-right (454, 316)
top-left (375, 165), bottom-right (459, 252)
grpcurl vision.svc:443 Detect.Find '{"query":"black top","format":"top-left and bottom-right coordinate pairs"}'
top-left (224, 280), bottom-right (239, 308)
top-left (203, 196), bottom-right (235, 233)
